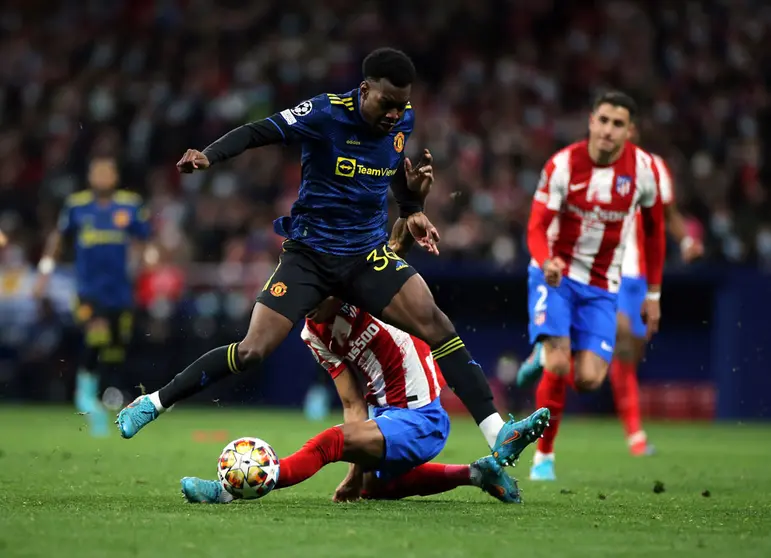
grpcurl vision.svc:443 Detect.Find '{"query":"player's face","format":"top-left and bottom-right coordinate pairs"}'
top-left (89, 159), bottom-right (118, 195)
top-left (307, 297), bottom-right (344, 324)
top-left (589, 103), bottom-right (632, 156)
top-left (360, 79), bottom-right (411, 135)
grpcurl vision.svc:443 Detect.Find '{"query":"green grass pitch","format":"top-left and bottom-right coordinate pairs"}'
top-left (0, 406), bottom-right (769, 558)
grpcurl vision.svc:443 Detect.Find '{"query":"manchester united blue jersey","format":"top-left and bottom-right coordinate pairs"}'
top-left (58, 190), bottom-right (151, 309)
top-left (268, 89), bottom-right (414, 256)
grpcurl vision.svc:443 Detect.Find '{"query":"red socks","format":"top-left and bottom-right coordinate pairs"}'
top-left (362, 463), bottom-right (471, 500)
top-left (276, 426), bottom-right (345, 489)
top-left (275, 427), bottom-right (471, 498)
top-left (610, 359), bottom-right (645, 444)
top-left (535, 369), bottom-right (567, 454)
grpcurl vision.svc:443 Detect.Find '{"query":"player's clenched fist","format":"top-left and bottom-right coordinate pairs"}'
top-left (543, 257), bottom-right (566, 287)
top-left (176, 149), bottom-right (210, 173)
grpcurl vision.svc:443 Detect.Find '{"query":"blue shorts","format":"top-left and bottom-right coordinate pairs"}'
top-left (369, 398), bottom-right (450, 480)
top-left (527, 266), bottom-right (618, 363)
top-left (617, 276), bottom-right (648, 338)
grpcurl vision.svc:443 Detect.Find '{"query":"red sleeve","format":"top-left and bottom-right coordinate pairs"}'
top-left (527, 158), bottom-right (561, 267)
top-left (641, 196), bottom-right (666, 287)
top-left (301, 320), bottom-right (347, 379)
top-left (527, 202), bottom-right (556, 267)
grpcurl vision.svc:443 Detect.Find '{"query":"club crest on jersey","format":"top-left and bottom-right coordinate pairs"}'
top-left (339, 303), bottom-right (358, 318)
top-left (393, 132), bottom-right (405, 153)
top-left (113, 209), bottom-right (130, 228)
top-left (615, 176), bottom-right (632, 196)
top-left (269, 282), bottom-right (287, 297)
top-left (291, 100), bottom-right (312, 116)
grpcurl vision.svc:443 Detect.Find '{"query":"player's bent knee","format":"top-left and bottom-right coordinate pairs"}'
top-left (339, 422), bottom-right (384, 467)
top-left (574, 376), bottom-right (603, 392)
top-left (543, 348), bottom-right (571, 376)
top-left (574, 362), bottom-right (607, 392)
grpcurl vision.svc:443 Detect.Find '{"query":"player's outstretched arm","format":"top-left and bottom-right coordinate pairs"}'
top-left (177, 120), bottom-right (285, 172)
top-left (179, 97), bottom-right (330, 172)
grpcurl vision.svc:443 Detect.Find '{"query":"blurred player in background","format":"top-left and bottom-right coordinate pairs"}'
top-left (117, 47), bottom-right (549, 466)
top-left (517, 91), bottom-right (666, 481)
top-left (0, 229), bottom-right (7, 247)
top-left (35, 157), bottom-right (151, 436)
top-left (610, 133), bottom-right (704, 456)
top-left (181, 220), bottom-right (523, 505)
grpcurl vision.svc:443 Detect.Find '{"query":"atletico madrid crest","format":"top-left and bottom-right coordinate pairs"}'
top-left (615, 176), bottom-right (632, 196)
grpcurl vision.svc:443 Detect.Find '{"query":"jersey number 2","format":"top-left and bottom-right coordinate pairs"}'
top-left (534, 285), bottom-right (548, 313)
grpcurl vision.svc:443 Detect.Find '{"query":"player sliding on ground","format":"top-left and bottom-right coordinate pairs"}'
top-left (181, 294), bottom-right (523, 504)
top-left (515, 91), bottom-right (666, 481)
top-left (117, 47), bottom-right (549, 467)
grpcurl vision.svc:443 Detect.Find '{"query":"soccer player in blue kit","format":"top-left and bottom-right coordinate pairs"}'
top-left (36, 157), bottom-right (151, 436)
top-left (117, 48), bottom-right (549, 467)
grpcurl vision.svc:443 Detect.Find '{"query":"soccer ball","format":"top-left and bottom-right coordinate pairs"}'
top-left (217, 437), bottom-right (280, 500)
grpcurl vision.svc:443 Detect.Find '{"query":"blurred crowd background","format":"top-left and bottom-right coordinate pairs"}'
top-left (1, 0), bottom-right (770, 416)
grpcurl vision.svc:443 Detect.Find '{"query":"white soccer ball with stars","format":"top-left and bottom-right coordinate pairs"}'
top-left (217, 437), bottom-right (280, 500)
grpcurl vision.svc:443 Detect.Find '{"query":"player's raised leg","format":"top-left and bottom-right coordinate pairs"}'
top-left (117, 246), bottom-right (330, 438)
top-left (373, 271), bottom-right (549, 466)
top-left (116, 302), bottom-right (294, 438)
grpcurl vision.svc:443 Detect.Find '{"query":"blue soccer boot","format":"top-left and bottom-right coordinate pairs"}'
top-left (115, 395), bottom-right (159, 439)
top-left (472, 456), bottom-right (522, 503)
top-left (180, 477), bottom-right (233, 504)
top-left (491, 407), bottom-right (551, 466)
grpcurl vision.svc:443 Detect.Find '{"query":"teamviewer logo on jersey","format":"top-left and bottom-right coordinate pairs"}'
top-left (335, 157), bottom-right (357, 177)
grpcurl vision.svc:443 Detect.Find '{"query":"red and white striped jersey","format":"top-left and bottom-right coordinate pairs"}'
top-left (300, 305), bottom-right (446, 410)
top-left (621, 154), bottom-right (674, 279)
top-left (530, 140), bottom-right (661, 293)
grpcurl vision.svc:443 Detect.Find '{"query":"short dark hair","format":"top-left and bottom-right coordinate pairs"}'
top-left (592, 90), bottom-right (638, 121)
top-left (362, 48), bottom-right (416, 88)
